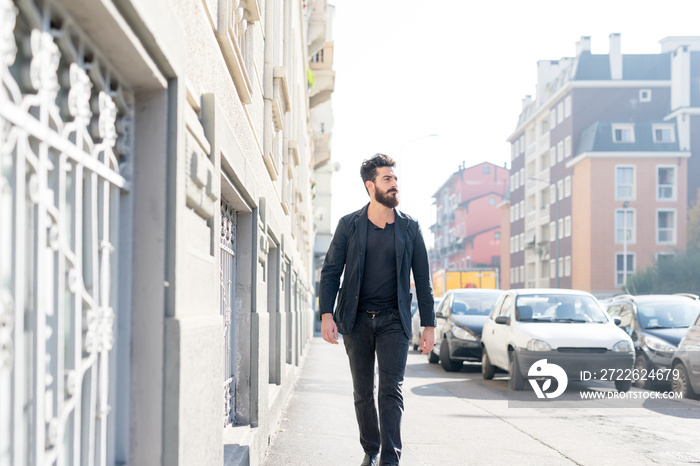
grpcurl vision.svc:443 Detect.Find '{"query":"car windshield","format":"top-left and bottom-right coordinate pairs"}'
top-left (637, 301), bottom-right (700, 329)
top-left (515, 294), bottom-right (608, 323)
top-left (452, 291), bottom-right (502, 316)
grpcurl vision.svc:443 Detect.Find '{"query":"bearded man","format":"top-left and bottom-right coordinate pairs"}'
top-left (319, 153), bottom-right (436, 466)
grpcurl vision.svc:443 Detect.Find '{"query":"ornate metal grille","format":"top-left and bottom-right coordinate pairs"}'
top-left (0, 0), bottom-right (133, 464)
top-left (220, 201), bottom-right (237, 427)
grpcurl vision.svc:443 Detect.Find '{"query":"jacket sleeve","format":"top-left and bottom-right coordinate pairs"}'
top-left (411, 222), bottom-right (436, 327)
top-left (319, 218), bottom-right (348, 316)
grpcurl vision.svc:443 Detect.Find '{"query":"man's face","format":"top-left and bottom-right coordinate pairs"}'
top-left (370, 166), bottom-right (399, 209)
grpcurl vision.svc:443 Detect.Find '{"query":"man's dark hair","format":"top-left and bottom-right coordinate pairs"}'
top-left (360, 153), bottom-right (396, 193)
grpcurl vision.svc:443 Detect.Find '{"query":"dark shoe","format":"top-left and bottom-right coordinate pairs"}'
top-left (360, 453), bottom-right (379, 466)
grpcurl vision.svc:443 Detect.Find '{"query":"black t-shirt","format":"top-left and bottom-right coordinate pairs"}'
top-left (357, 220), bottom-right (398, 311)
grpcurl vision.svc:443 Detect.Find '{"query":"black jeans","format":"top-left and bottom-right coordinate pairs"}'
top-left (343, 309), bottom-right (409, 466)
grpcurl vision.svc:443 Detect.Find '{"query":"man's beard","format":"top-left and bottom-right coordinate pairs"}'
top-left (375, 187), bottom-right (399, 209)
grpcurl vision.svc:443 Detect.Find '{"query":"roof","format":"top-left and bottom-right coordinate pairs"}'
top-left (576, 120), bottom-right (680, 154)
top-left (431, 161), bottom-right (509, 198)
top-left (573, 52), bottom-right (671, 81)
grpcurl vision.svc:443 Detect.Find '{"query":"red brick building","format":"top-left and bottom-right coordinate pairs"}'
top-left (430, 162), bottom-right (510, 274)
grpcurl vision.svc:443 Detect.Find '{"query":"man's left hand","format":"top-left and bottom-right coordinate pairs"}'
top-left (420, 326), bottom-right (436, 354)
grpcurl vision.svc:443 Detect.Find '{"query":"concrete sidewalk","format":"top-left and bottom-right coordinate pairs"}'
top-left (261, 335), bottom-right (362, 465)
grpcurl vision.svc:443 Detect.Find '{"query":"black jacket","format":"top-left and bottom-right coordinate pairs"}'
top-left (319, 203), bottom-right (435, 339)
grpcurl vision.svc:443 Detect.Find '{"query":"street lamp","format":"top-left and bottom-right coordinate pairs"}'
top-left (529, 177), bottom-right (560, 288)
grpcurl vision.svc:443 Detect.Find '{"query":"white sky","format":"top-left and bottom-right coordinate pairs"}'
top-left (326, 0), bottom-right (700, 243)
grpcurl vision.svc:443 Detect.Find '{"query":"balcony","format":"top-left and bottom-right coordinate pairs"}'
top-left (313, 132), bottom-right (332, 169)
top-left (309, 42), bottom-right (335, 109)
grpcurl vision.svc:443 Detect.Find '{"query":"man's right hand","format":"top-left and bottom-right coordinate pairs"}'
top-left (321, 313), bottom-right (339, 344)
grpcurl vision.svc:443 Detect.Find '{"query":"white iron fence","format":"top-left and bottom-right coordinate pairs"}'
top-left (1, 0), bottom-right (132, 464)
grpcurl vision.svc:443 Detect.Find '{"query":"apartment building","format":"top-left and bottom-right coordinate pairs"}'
top-left (430, 162), bottom-right (509, 274)
top-left (0, 0), bottom-right (333, 464)
top-left (507, 34), bottom-right (698, 296)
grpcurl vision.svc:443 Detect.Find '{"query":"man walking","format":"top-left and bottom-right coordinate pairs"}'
top-left (319, 154), bottom-right (436, 466)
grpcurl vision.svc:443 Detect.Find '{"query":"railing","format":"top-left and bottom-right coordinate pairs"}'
top-left (220, 202), bottom-right (237, 427)
top-left (1, 1), bottom-right (133, 463)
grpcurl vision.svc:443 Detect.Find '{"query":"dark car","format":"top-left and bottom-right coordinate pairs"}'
top-left (429, 288), bottom-right (503, 372)
top-left (605, 294), bottom-right (700, 389)
top-left (671, 311), bottom-right (700, 400)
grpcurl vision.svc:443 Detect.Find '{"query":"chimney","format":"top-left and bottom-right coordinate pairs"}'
top-left (609, 33), bottom-right (622, 80)
top-left (522, 95), bottom-right (533, 111)
top-left (576, 36), bottom-right (591, 56)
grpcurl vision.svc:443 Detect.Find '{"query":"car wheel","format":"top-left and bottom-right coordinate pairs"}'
top-left (482, 347), bottom-right (495, 380)
top-left (633, 353), bottom-right (652, 390)
top-left (427, 347), bottom-right (440, 364)
top-left (508, 350), bottom-right (525, 391)
top-left (672, 362), bottom-right (698, 400)
top-left (439, 339), bottom-right (463, 372)
top-left (614, 379), bottom-right (632, 392)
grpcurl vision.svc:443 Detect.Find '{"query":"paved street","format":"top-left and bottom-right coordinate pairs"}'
top-left (263, 335), bottom-right (700, 465)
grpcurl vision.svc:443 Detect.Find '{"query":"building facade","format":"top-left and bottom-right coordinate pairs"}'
top-left (0, 0), bottom-right (332, 464)
top-left (309, 3), bottom-right (337, 323)
top-left (507, 34), bottom-right (698, 296)
top-left (430, 162), bottom-right (509, 274)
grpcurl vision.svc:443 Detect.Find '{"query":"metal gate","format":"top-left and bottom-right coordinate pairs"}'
top-left (220, 201), bottom-right (237, 427)
top-left (1, 0), bottom-right (133, 464)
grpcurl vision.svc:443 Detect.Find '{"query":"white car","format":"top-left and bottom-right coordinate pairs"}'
top-left (481, 288), bottom-right (635, 392)
top-left (412, 298), bottom-right (442, 350)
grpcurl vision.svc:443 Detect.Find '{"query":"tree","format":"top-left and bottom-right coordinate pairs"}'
top-left (624, 195), bottom-right (700, 294)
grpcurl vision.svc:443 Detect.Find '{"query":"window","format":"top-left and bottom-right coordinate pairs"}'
top-left (549, 109), bottom-right (556, 130)
top-left (565, 256), bottom-right (572, 276)
top-left (564, 136), bottom-right (572, 158)
top-left (615, 253), bottom-right (635, 287)
top-left (564, 176), bottom-right (572, 197)
top-left (557, 102), bottom-right (564, 124)
top-left (489, 197), bottom-right (496, 206)
top-left (549, 147), bottom-right (556, 167)
top-left (494, 231), bottom-right (501, 240)
top-left (557, 141), bottom-right (564, 162)
top-left (557, 180), bottom-right (564, 200)
top-left (564, 95), bottom-right (572, 118)
top-left (549, 221), bottom-right (555, 241)
top-left (657, 166), bottom-right (676, 200)
top-left (615, 209), bottom-right (635, 244)
top-left (558, 218), bottom-right (564, 239)
top-left (558, 257), bottom-right (564, 277)
top-left (657, 209), bottom-right (676, 244)
top-left (483, 165), bottom-right (491, 174)
top-left (564, 216), bottom-right (572, 237)
top-left (639, 89), bottom-right (651, 102)
top-left (653, 124), bottom-right (674, 143)
top-left (541, 119), bottom-right (549, 135)
top-left (549, 185), bottom-right (556, 205)
top-left (615, 166), bottom-right (635, 200)
top-left (549, 259), bottom-right (556, 279)
top-left (612, 124), bottom-right (635, 143)
top-left (520, 135), bottom-right (525, 154)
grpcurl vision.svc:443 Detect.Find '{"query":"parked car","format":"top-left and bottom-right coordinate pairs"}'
top-left (412, 297), bottom-right (442, 351)
top-left (671, 310), bottom-right (700, 400)
top-left (429, 289), bottom-right (503, 372)
top-left (605, 293), bottom-right (700, 389)
top-left (481, 288), bottom-right (635, 391)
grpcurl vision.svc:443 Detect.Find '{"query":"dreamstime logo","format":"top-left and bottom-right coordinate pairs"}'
top-left (528, 359), bottom-right (568, 399)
